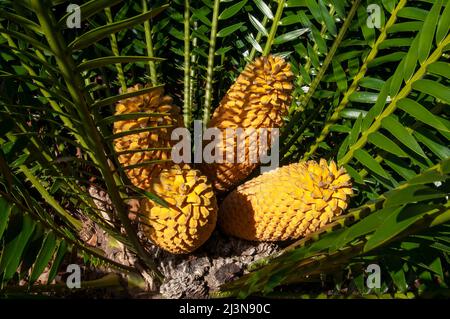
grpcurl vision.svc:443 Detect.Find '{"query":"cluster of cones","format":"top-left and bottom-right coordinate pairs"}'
top-left (113, 55), bottom-right (352, 254)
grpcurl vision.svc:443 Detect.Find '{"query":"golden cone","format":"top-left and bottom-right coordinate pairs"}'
top-left (219, 159), bottom-right (353, 241)
top-left (113, 85), bottom-right (183, 190)
top-left (200, 55), bottom-right (294, 192)
top-left (140, 165), bottom-right (218, 254)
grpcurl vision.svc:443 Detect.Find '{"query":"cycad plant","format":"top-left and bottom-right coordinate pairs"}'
top-left (0, 0), bottom-right (449, 298)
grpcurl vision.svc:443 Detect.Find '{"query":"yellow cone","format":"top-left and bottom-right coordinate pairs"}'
top-left (200, 55), bottom-right (294, 192)
top-left (140, 165), bottom-right (218, 254)
top-left (113, 85), bottom-right (183, 190)
top-left (219, 160), bottom-right (353, 241)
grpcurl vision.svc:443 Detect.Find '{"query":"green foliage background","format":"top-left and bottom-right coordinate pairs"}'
top-left (0, 0), bottom-right (449, 298)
